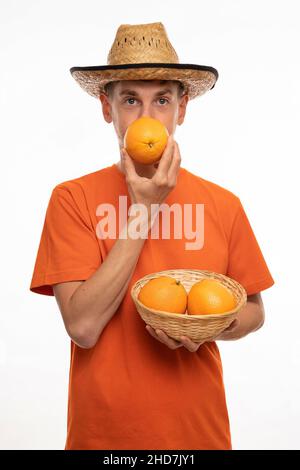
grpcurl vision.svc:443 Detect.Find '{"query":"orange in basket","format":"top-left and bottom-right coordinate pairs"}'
top-left (187, 279), bottom-right (237, 315)
top-left (137, 276), bottom-right (187, 314)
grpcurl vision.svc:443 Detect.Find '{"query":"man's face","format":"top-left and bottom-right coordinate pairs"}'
top-left (99, 80), bottom-right (189, 147)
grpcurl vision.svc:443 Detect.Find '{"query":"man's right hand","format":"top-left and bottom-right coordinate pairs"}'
top-left (120, 134), bottom-right (181, 214)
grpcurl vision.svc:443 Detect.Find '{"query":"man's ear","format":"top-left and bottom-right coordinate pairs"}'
top-left (177, 94), bottom-right (189, 126)
top-left (99, 93), bottom-right (113, 123)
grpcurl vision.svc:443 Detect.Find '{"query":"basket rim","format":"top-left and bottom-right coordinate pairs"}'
top-left (134, 296), bottom-right (240, 319)
top-left (130, 268), bottom-right (247, 318)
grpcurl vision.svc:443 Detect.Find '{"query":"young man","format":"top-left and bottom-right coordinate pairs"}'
top-left (30, 22), bottom-right (275, 450)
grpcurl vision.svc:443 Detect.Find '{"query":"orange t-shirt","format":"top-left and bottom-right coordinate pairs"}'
top-left (29, 163), bottom-right (275, 450)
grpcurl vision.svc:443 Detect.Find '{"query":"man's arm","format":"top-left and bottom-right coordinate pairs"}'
top-left (53, 135), bottom-right (180, 350)
top-left (53, 212), bottom-right (151, 350)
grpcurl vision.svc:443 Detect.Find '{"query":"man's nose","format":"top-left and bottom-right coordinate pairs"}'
top-left (138, 103), bottom-right (155, 119)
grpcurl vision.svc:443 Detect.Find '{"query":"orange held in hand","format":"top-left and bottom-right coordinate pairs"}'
top-left (187, 279), bottom-right (237, 315)
top-left (138, 276), bottom-right (187, 314)
top-left (124, 116), bottom-right (169, 165)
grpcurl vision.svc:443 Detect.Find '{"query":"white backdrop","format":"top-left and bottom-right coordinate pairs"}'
top-left (0, 0), bottom-right (299, 450)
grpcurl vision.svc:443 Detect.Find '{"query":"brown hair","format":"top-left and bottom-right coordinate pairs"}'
top-left (104, 79), bottom-right (185, 98)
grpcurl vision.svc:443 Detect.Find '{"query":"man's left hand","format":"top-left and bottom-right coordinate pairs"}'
top-left (145, 318), bottom-right (240, 352)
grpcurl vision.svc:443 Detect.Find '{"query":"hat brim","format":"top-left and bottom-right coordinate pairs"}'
top-left (69, 63), bottom-right (218, 100)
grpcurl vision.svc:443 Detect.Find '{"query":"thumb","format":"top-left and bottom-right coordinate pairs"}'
top-left (225, 318), bottom-right (240, 332)
top-left (121, 148), bottom-right (138, 180)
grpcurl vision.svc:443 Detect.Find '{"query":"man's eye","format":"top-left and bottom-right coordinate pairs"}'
top-left (124, 98), bottom-right (169, 105)
top-left (125, 98), bottom-right (136, 105)
top-left (158, 98), bottom-right (169, 105)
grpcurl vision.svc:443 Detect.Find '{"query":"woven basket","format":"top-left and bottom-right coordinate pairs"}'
top-left (131, 269), bottom-right (247, 343)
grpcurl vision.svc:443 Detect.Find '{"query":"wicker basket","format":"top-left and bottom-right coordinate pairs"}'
top-left (131, 269), bottom-right (247, 343)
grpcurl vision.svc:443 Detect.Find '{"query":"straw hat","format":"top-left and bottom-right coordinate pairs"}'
top-left (69, 22), bottom-right (218, 100)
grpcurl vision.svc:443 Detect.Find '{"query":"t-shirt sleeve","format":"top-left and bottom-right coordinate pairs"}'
top-left (29, 183), bottom-right (102, 296)
top-left (226, 198), bottom-right (275, 295)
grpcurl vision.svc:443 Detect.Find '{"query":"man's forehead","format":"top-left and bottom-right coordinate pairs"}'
top-left (116, 80), bottom-right (176, 92)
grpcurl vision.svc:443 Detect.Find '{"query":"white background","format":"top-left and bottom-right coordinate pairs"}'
top-left (0, 0), bottom-right (299, 450)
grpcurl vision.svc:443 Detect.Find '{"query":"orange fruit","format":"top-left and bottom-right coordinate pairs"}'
top-left (138, 276), bottom-right (187, 314)
top-left (187, 279), bottom-right (237, 315)
top-left (124, 116), bottom-right (169, 165)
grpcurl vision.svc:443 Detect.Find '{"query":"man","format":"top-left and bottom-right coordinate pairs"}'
top-left (30, 22), bottom-right (274, 450)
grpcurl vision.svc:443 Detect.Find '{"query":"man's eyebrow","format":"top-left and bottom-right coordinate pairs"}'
top-left (119, 88), bottom-right (173, 97)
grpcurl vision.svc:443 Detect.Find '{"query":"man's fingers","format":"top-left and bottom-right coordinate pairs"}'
top-left (121, 148), bottom-right (138, 181)
top-left (167, 141), bottom-right (181, 184)
top-left (145, 325), bottom-right (164, 343)
top-left (145, 325), bottom-right (204, 352)
top-left (224, 318), bottom-right (240, 332)
top-left (213, 318), bottom-right (240, 341)
top-left (156, 328), bottom-right (183, 349)
top-left (145, 325), bottom-right (183, 349)
top-left (180, 335), bottom-right (204, 352)
top-left (154, 134), bottom-right (175, 179)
